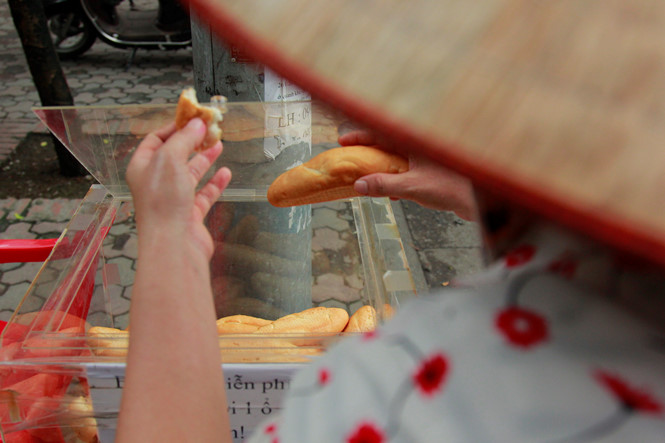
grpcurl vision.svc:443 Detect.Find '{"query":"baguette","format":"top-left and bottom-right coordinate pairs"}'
top-left (343, 305), bottom-right (378, 333)
top-left (267, 145), bottom-right (409, 207)
top-left (255, 307), bottom-right (349, 334)
top-left (175, 87), bottom-right (226, 151)
top-left (86, 326), bottom-right (129, 357)
top-left (216, 314), bottom-right (272, 334)
top-left (66, 395), bottom-right (98, 443)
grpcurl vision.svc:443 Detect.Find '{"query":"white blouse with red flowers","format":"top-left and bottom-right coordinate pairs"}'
top-left (247, 225), bottom-right (665, 442)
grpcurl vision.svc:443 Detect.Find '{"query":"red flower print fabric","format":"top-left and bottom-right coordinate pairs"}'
top-left (245, 225), bottom-right (665, 443)
top-left (495, 307), bottom-right (549, 349)
top-left (413, 353), bottom-right (449, 396)
top-left (346, 422), bottom-right (385, 443)
top-left (262, 422), bottom-right (279, 443)
top-left (318, 368), bottom-right (331, 386)
top-left (595, 371), bottom-right (662, 415)
top-left (505, 244), bottom-right (536, 268)
top-left (548, 257), bottom-right (578, 279)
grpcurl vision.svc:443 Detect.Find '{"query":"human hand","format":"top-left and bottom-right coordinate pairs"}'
top-left (338, 130), bottom-right (478, 221)
top-left (126, 118), bottom-right (232, 260)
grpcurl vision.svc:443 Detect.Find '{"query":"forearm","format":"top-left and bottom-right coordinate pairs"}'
top-left (117, 228), bottom-right (230, 442)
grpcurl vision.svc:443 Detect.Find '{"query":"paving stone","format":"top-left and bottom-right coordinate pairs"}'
top-left (0, 281), bottom-right (32, 311)
top-left (312, 273), bottom-right (361, 303)
top-left (317, 298), bottom-right (348, 311)
top-left (87, 311), bottom-right (114, 328)
top-left (0, 310), bottom-right (15, 322)
top-left (114, 206), bottom-right (136, 225)
top-left (125, 84), bottom-right (154, 94)
top-left (122, 285), bottom-right (133, 302)
top-left (0, 198), bottom-right (30, 220)
top-left (104, 232), bottom-right (138, 260)
top-left (348, 299), bottom-right (366, 315)
top-left (0, 262), bottom-right (23, 273)
top-left (119, 96), bottom-right (148, 104)
top-left (418, 247), bottom-right (485, 287)
top-left (98, 89), bottom-right (127, 99)
top-left (108, 222), bottom-right (132, 236)
top-left (345, 274), bottom-right (364, 290)
top-left (147, 97), bottom-right (169, 104)
top-left (24, 199), bottom-right (82, 222)
top-left (312, 207), bottom-right (350, 232)
top-left (108, 284), bottom-right (131, 316)
top-left (2, 222), bottom-right (36, 239)
top-left (106, 256), bottom-right (136, 286)
top-left (312, 228), bottom-right (346, 251)
top-left (401, 200), bottom-right (482, 249)
top-left (33, 266), bottom-right (60, 286)
top-left (1, 262), bottom-right (43, 285)
top-left (32, 277), bottom-right (59, 300)
top-left (96, 98), bottom-right (123, 106)
top-left (75, 92), bottom-right (98, 104)
top-left (31, 221), bottom-right (68, 235)
top-left (119, 234), bottom-right (138, 260)
top-left (113, 312), bottom-right (131, 329)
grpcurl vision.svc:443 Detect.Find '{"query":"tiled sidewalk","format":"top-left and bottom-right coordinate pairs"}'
top-left (0, 198), bottom-right (82, 320)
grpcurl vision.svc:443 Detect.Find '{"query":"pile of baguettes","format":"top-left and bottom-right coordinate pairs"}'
top-left (87, 305), bottom-right (393, 363)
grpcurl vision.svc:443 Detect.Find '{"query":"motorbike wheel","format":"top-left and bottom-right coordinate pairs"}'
top-left (46, 10), bottom-right (97, 60)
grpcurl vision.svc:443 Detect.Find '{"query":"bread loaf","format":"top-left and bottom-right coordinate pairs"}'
top-left (267, 145), bottom-right (409, 207)
top-left (255, 307), bottom-right (349, 334)
top-left (66, 395), bottom-right (99, 443)
top-left (344, 305), bottom-right (378, 333)
top-left (175, 87), bottom-right (226, 151)
top-left (216, 314), bottom-right (272, 334)
top-left (87, 326), bottom-right (129, 357)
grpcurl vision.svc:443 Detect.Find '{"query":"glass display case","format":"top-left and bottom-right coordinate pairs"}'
top-left (0, 100), bottom-right (418, 442)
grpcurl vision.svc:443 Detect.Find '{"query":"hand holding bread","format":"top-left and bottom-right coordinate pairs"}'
top-left (175, 87), bottom-right (227, 151)
top-left (267, 145), bottom-right (409, 207)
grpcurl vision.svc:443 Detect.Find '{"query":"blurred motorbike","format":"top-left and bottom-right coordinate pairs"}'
top-left (43, 0), bottom-right (191, 63)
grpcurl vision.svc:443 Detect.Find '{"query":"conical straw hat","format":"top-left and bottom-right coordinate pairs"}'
top-left (188, 0), bottom-right (665, 267)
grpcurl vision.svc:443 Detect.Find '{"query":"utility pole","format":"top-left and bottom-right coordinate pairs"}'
top-left (8, 0), bottom-right (86, 176)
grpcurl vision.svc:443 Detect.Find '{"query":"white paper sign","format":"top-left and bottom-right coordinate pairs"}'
top-left (263, 69), bottom-right (311, 160)
top-left (86, 363), bottom-right (301, 442)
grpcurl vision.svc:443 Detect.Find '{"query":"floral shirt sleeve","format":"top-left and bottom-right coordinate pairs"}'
top-left (247, 225), bottom-right (665, 442)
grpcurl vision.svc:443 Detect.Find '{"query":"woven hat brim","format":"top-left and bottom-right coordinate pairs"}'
top-left (187, 0), bottom-right (665, 267)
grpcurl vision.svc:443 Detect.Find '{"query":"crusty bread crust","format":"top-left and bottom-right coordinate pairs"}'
top-left (343, 305), bottom-right (378, 333)
top-left (175, 87), bottom-right (224, 151)
top-left (216, 314), bottom-right (272, 334)
top-left (86, 326), bottom-right (129, 357)
top-left (267, 145), bottom-right (409, 207)
top-left (254, 307), bottom-right (349, 334)
top-left (67, 396), bottom-right (99, 443)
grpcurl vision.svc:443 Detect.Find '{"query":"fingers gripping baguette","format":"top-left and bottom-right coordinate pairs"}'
top-left (267, 145), bottom-right (409, 207)
top-left (175, 87), bottom-right (226, 151)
